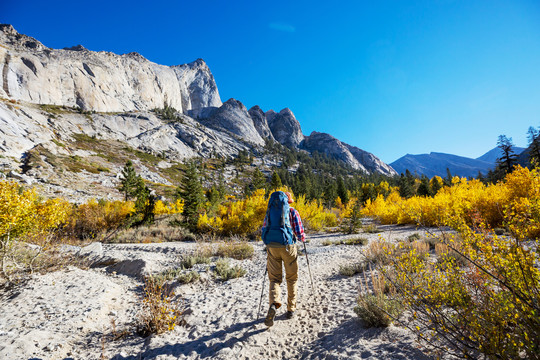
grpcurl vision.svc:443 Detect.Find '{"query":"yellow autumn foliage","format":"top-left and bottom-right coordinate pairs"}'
top-left (1, 180), bottom-right (71, 277)
top-left (0, 181), bottom-right (71, 240)
top-left (197, 187), bottom-right (337, 236)
top-left (65, 199), bottom-right (135, 239)
top-left (361, 167), bottom-right (540, 357)
top-left (154, 199), bottom-right (184, 215)
top-left (362, 166), bottom-right (540, 238)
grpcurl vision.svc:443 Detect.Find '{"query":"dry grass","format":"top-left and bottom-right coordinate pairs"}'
top-left (215, 241), bottom-right (254, 260)
top-left (4, 242), bottom-right (90, 283)
top-left (363, 224), bottom-right (383, 233)
top-left (435, 243), bottom-right (468, 267)
top-left (354, 270), bottom-right (403, 327)
top-left (323, 237), bottom-right (368, 246)
top-left (137, 276), bottom-right (185, 336)
top-left (410, 240), bottom-right (430, 257)
top-left (113, 221), bottom-right (194, 243)
top-left (364, 240), bottom-right (390, 265)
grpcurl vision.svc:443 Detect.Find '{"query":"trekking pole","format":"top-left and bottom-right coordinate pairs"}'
top-left (256, 263), bottom-right (268, 321)
top-left (302, 241), bottom-right (315, 295)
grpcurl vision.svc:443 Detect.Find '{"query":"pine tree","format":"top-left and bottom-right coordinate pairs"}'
top-left (496, 135), bottom-right (518, 174)
top-left (430, 176), bottom-right (443, 195)
top-left (399, 172), bottom-right (415, 198)
top-left (119, 160), bottom-right (139, 201)
top-left (176, 162), bottom-right (205, 231)
top-left (270, 171), bottom-right (282, 190)
top-left (527, 126), bottom-right (540, 167)
top-left (336, 176), bottom-right (349, 205)
top-left (345, 198), bottom-right (362, 234)
top-left (417, 175), bottom-right (431, 197)
top-left (444, 168), bottom-right (453, 187)
top-left (134, 177), bottom-right (155, 224)
top-left (323, 181), bottom-right (337, 208)
top-left (251, 168), bottom-right (267, 191)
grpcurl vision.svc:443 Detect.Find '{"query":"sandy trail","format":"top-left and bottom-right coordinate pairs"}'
top-left (0, 224), bottom-right (437, 360)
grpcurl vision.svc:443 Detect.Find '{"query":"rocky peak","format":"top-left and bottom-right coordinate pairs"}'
top-left (248, 106), bottom-right (274, 141)
top-left (265, 109), bottom-right (277, 123)
top-left (0, 26), bottom-right (221, 115)
top-left (63, 44), bottom-right (88, 52)
top-left (200, 98), bottom-right (264, 146)
top-left (0, 24), bottom-right (47, 51)
top-left (303, 132), bottom-right (368, 172)
top-left (0, 24), bottom-right (18, 36)
top-left (172, 58), bottom-right (222, 118)
top-left (267, 108), bottom-right (304, 148)
top-left (302, 131), bottom-right (397, 176)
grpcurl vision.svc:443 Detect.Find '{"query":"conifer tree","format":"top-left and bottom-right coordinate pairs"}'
top-left (323, 181), bottom-right (337, 208)
top-left (496, 135), bottom-right (518, 174)
top-left (527, 126), bottom-right (540, 167)
top-left (430, 176), bottom-right (443, 195)
top-left (345, 198), bottom-right (362, 234)
top-left (134, 178), bottom-right (155, 224)
top-left (270, 171), bottom-right (282, 190)
top-left (336, 176), bottom-right (349, 204)
top-left (251, 168), bottom-right (267, 191)
top-left (177, 162), bottom-right (205, 231)
top-left (444, 168), bottom-right (453, 187)
top-left (399, 172), bottom-right (415, 198)
top-left (417, 175), bottom-right (431, 197)
top-left (119, 160), bottom-right (139, 201)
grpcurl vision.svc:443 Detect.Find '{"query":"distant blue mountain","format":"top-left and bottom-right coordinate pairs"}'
top-left (390, 147), bottom-right (526, 178)
top-left (476, 146), bottom-right (526, 163)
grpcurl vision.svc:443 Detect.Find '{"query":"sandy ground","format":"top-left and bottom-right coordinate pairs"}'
top-left (0, 223), bottom-right (439, 360)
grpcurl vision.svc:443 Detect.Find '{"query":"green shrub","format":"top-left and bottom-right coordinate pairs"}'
top-left (177, 271), bottom-right (200, 284)
top-left (339, 262), bottom-right (365, 276)
top-left (214, 258), bottom-right (246, 281)
top-left (407, 233), bottom-right (421, 241)
top-left (152, 268), bottom-right (183, 283)
top-left (354, 293), bottom-right (403, 328)
top-left (180, 255), bottom-right (211, 269)
top-left (342, 237), bottom-right (368, 246)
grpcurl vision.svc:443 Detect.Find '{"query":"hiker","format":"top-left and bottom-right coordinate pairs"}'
top-left (261, 191), bottom-right (305, 327)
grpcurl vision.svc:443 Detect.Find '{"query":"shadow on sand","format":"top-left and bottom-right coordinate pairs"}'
top-left (112, 319), bottom-right (265, 359)
top-left (297, 318), bottom-right (432, 360)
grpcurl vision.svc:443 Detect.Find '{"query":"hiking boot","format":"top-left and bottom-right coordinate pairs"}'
top-left (286, 310), bottom-right (295, 319)
top-left (264, 304), bottom-right (277, 327)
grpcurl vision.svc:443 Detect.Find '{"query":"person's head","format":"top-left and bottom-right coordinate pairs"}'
top-left (285, 192), bottom-right (294, 204)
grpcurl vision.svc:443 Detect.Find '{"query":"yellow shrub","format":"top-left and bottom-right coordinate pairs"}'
top-left (66, 199), bottom-right (135, 239)
top-left (154, 199), bottom-right (184, 215)
top-left (0, 181), bottom-right (71, 241)
top-left (362, 167), bottom-right (540, 234)
top-left (0, 181), bottom-right (71, 278)
top-left (198, 188), bottom-right (337, 236)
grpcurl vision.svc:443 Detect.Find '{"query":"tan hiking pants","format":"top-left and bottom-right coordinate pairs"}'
top-left (267, 244), bottom-right (298, 312)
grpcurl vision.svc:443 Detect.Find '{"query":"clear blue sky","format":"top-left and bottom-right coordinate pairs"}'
top-left (2, 0), bottom-right (539, 163)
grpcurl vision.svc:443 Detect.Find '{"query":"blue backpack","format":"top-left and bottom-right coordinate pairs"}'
top-left (262, 191), bottom-right (295, 245)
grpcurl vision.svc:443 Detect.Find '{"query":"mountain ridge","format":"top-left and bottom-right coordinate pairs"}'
top-left (391, 147), bottom-right (527, 178)
top-left (0, 24), bottom-right (395, 176)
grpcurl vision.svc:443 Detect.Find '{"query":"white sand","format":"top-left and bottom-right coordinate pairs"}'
top-left (0, 224), bottom-right (438, 360)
